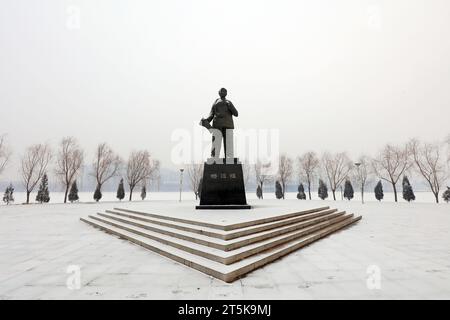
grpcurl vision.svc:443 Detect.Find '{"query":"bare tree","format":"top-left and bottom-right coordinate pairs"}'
top-left (187, 163), bottom-right (203, 200)
top-left (55, 137), bottom-right (84, 203)
top-left (278, 154), bottom-right (293, 199)
top-left (126, 150), bottom-right (159, 201)
top-left (0, 135), bottom-right (11, 176)
top-left (372, 144), bottom-right (411, 202)
top-left (297, 152), bottom-right (319, 200)
top-left (254, 160), bottom-right (273, 199)
top-left (322, 152), bottom-right (353, 201)
top-left (20, 144), bottom-right (52, 204)
top-left (91, 143), bottom-right (122, 197)
top-left (409, 139), bottom-right (448, 203)
top-left (353, 155), bottom-right (371, 204)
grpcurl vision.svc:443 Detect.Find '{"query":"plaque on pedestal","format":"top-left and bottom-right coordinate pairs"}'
top-left (196, 158), bottom-right (251, 209)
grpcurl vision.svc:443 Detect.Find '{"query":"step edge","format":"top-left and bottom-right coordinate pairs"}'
top-left (105, 207), bottom-right (337, 240)
top-left (85, 213), bottom-right (355, 265)
top-left (112, 206), bottom-right (331, 231)
top-left (226, 216), bottom-right (361, 282)
top-left (97, 211), bottom-right (345, 252)
top-left (80, 215), bottom-right (361, 283)
top-left (98, 210), bottom-right (344, 249)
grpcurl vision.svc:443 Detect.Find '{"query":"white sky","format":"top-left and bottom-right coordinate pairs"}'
top-left (1, 0), bottom-right (450, 180)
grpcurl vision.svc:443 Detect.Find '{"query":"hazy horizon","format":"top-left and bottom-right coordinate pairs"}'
top-left (1, 0), bottom-right (450, 181)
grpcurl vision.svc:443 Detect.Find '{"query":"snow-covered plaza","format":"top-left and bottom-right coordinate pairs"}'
top-left (1, 199), bottom-right (449, 299)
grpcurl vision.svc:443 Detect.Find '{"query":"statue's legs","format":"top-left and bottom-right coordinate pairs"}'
top-left (224, 129), bottom-right (234, 159)
top-left (210, 128), bottom-right (223, 159)
top-left (211, 128), bottom-right (234, 159)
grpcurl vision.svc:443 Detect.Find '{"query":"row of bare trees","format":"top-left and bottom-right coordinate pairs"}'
top-left (179, 134), bottom-right (450, 203)
top-left (253, 137), bottom-right (450, 203)
top-left (91, 143), bottom-right (159, 201)
top-left (2, 134), bottom-right (449, 204)
top-left (0, 135), bottom-right (160, 204)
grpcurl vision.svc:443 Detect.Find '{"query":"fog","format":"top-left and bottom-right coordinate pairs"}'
top-left (1, 0), bottom-right (450, 181)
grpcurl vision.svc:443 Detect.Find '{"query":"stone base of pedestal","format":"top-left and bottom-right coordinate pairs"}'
top-left (197, 158), bottom-right (249, 209)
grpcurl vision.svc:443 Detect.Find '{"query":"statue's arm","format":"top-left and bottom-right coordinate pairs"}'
top-left (228, 101), bottom-right (238, 117)
top-left (205, 105), bottom-right (215, 122)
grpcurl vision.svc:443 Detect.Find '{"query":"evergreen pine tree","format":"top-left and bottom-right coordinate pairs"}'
top-left (374, 180), bottom-right (384, 201)
top-left (443, 187), bottom-right (450, 203)
top-left (344, 180), bottom-right (354, 200)
top-left (93, 184), bottom-right (102, 202)
top-left (68, 180), bottom-right (79, 203)
top-left (36, 173), bottom-right (50, 203)
top-left (3, 183), bottom-right (14, 205)
top-left (318, 179), bottom-right (328, 200)
top-left (116, 178), bottom-right (125, 201)
top-left (297, 183), bottom-right (306, 200)
top-left (275, 181), bottom-right (283, 199)
top-left (402, 176), bottom-right (415, 202)
top-left (141, 185), bottom-right (147, 200)
top-left (256, 185), bottom-right (262, 199)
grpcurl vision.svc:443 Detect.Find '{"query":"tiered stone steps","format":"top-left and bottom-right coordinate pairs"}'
top-left (80, 206), bottom-right (361, 282)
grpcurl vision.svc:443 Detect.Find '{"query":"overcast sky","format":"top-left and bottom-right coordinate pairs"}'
top-left (1, 0), bottom-right (450, 180)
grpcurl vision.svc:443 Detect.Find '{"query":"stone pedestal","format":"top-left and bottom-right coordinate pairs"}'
top-left (196, 158), bottom-right (251, 209)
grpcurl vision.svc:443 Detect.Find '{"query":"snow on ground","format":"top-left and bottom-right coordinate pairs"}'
top-left (0, 198), bottom-right (449, 299)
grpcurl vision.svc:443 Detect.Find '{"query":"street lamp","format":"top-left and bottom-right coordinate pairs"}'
top-left (179, 168), bottom-right (184, 202)
top-left (354, 162), bottom-right (363, 204)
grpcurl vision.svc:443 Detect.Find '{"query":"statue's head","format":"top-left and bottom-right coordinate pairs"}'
top-left (219, 88), bottom-right (227, 99)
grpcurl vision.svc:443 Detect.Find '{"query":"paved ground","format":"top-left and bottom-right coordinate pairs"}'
top-left (0, 199), bottom-right (449, 299)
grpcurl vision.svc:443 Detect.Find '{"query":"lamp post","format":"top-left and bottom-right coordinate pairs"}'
top-left (354, 162), bottom-right (363, 204)
top-left (179, 168), bottom-right (184, 202)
